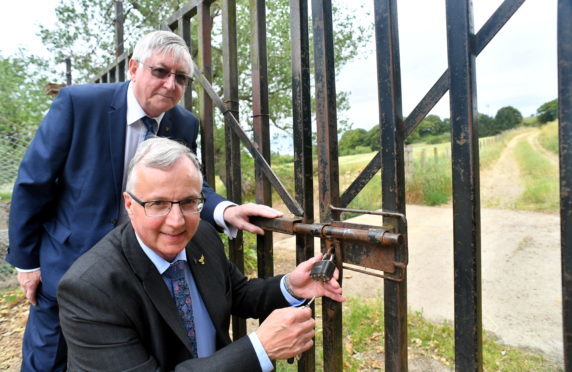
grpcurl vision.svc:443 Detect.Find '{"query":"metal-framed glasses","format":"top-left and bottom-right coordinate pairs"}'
top-left (127, 192), bottom-right (204, 217)
top-left (137, 60), bottom-right (192, 87)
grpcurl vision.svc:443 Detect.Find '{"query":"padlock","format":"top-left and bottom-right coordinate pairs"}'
top-left (310, 253), bottom-right (336, 282)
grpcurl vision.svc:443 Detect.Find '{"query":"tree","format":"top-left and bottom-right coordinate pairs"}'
top-left (338, 128), bottom-right (368, 155)
top-left (478, 113), bottom-right (498, 137)
top-left (365, 124), bottom-right (380, 150)
top-left (417, 114), bottom-right (446, 137)
top-left (494, 106), bottom-right (522, 131)
top-left (536, 99), bottom-right (558, 123)
top-left (39, 1), bottom-right (370, 131)
top-left (0, 53), bottom-right (52, 144)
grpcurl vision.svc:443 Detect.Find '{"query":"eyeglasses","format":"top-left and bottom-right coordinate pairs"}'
top-left (127, 192), bottom-right (204, 217)
top-left (137, 60), bottom-right (192, 87)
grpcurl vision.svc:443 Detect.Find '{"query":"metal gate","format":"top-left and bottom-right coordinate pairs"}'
top-left (94, 0), bottom-right (572, 370)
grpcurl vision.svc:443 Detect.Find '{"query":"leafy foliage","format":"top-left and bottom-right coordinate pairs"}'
top-left (339, 128), bottom-right (368, 155)
top-left (478, 113), bottom-right (499, 137)
top-left (494, 105), bottom-right (523, 131)
top-left (0, 53), bottom-right (51, 143)
top-left (536, 98), bottom-right (558, 124)
top-left (39, 0), bottom-right (184, 82)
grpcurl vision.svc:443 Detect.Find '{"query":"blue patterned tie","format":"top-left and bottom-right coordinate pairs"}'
top-left (141, 116), bottom-right (156, 140)
top-left (164, 260), bottom-right (198, 357)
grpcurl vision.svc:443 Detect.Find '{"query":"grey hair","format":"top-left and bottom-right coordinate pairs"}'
top-left (125, 137), bottom-right (203, 193)
top-left (131, 30), bottom-right (191, 73)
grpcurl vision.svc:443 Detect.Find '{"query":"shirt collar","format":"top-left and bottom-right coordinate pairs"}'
top-left (126, 82), bottom-right (166, 127)
top-left (134, 231), bottom-right (187, 275)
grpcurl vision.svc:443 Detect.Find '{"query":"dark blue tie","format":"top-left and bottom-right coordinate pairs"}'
top-left (141, 116), bottom-right (156, 140)
top-left (163, 260), bottom-right (198, 357)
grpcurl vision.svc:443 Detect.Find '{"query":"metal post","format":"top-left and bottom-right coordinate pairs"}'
top-left (180, 16), bottom-right (193, 111)
top-left (222, 0), bottom-right (246, 340)
top-left (291, 0), bottom-right (315, 369)
top-left (445, 0), bottom-right (482, 369)
top-left (114, 0), bottom-right (125, 81)
top-left (198, 1), bottom-right (216, 188)
top-left (65, 57), bottom-right (72, 85)
top-left (311, 0), bottom-right (342, 370)
top-left (374, 0), bottom-right (408, 370)
top-left (250, 0), bottom-right (274, 280)
top-left (558, 0), bottom-right (572, 369)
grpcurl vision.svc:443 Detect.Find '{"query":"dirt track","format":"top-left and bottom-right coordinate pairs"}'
top-left (274, 128), bottom-right (563, 366)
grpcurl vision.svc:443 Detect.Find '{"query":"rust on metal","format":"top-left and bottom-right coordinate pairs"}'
top-left (251, 216), bottom-right (405, 280)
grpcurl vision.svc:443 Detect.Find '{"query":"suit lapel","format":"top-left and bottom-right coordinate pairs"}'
top-left (107, 82), bottom-right (130, 204)
top-left (157, 111), bottom-right (173, 137)
top-left (121, 224), bottom-right (195, 351)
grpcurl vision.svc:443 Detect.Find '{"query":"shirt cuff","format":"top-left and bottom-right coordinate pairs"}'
top-left (248, 332), bottom-right (274, 372)
top-left (280, 275), bottom-right (306, 307)
top-left (15, 267), bottom-right (40, 273)
top-left (213, 201), bottom-right (238, 239)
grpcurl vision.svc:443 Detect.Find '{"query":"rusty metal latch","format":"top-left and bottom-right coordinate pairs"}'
top-left (251, 207), bottom-right (408, 282)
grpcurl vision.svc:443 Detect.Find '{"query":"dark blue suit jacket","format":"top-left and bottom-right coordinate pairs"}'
top-left (7, 81), bottom-right (225, 297)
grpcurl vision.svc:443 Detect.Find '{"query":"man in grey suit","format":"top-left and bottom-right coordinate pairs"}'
top-left (57, 137), bottom-right (345, 371)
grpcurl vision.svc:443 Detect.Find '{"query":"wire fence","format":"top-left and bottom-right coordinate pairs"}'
top-left (0, 133), bottom-right (30, 288)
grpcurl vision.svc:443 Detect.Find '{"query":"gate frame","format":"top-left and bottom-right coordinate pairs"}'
top-left (91, 0), bottom-right (571, 370)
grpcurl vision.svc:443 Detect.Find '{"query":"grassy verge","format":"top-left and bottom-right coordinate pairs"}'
top-left (538, 120), bottom-right (558, 155)
top-left (276, 297), bottom-right (561, 371)
top-left (406, 157), bottom-right (452, 205)
top-left (513, 139), bottom-right (559, 211)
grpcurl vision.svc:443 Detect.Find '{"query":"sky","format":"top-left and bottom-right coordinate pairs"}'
top-left (339, 0), bottom-right (557, 129)
top-left (0, 0), bottom-right (557, 132)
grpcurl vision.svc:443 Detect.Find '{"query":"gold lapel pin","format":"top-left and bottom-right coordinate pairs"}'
top-left (198, 255), bottom-right (205, 265)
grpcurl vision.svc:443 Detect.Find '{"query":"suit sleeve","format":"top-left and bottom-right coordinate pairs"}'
top-left (7, 89), bottom-right (74, 269)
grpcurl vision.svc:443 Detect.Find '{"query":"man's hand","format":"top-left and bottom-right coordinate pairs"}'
top-left (223, 203), bottom-right (283, 235)
top-left (256, 307), bottom-right (315, 360)
top-left (17, 270), bottom-right (42, 306)
top-left (287, 254), bottom-right (346, 303)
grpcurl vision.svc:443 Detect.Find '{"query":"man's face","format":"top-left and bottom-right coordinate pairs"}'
top-left (129, 52), bottom-right (189, 117)
top-left (124, 157), bottom-right (201, 262)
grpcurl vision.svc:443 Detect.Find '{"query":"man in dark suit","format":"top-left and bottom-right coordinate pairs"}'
top-left (7, 30), bottom-right (282, 371)
top-left (57, 137), bottom-right (345, 371)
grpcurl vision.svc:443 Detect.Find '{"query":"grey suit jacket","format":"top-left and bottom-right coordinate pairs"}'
top-left (58, 221), bottom-right (289, 371)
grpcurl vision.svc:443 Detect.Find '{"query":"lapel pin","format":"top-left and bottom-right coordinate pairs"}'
top-left (198, 255), bottom-right (205, 265)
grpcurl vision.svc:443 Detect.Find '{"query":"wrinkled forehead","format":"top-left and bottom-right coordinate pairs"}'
top-left (146, 49), bottom-right (191, 73)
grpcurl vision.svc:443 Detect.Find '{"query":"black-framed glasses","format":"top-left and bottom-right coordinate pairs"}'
top-left (127, 192), bottom-right (204, 217)
top-left (137, 60), bottom-right (192, 87)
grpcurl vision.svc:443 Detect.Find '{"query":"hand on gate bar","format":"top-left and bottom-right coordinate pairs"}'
top-left (223, 203), bottom-right (283, 235)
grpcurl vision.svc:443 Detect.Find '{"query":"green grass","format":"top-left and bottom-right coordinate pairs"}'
top-left (538, 120), bottom-right (558, 155)
top-left (513, 139), bottom-right (559, 211)
top-left (276, 296), bottom-right (560, 371)
top-left (406, 157), bottom-right (452, 205)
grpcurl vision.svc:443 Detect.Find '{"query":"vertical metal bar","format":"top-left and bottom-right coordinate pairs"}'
top-left (115, 0), bottom-right (124, 59)
top-left (374, 0), bottom-right (408, 370)
top-left (445, 0), bottom-right (482, 370)
top-left (114, 0), bottom-right (125, 82)
top-left (222, 0), bottom-right (246, 340)
top-left (180, 16), bottom-right (193, 111)
top-left (290, 0), bottom-right (315, 369)
top-left (250, 0), bottom-right (274, 280)
top-left (65, 57), bottom-right (72, 85)
top-left (558, 0), bottom-right (572, 368)
top-left (198, 2), bottom-right (216, 188)
top-left (311, 0), bottom-right (342, 370)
